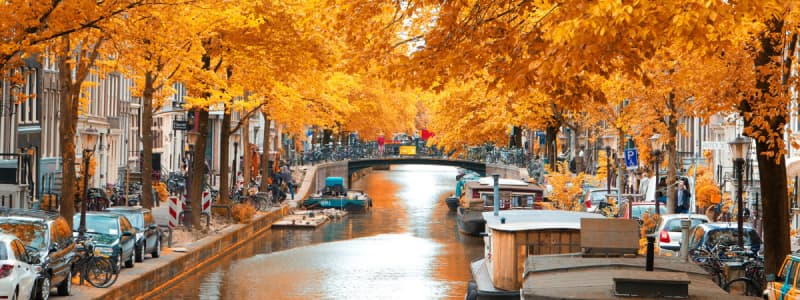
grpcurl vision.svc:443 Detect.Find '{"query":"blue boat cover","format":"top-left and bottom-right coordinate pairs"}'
top-left (325, 177), bottom-right (345, 187)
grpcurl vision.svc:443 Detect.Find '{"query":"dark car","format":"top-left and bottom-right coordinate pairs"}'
top-left (687, 222), bottom-right (762, 258)
top-left (104, 207), bottom-right (162, 262)
top-left (72, 212), bottom-right (137, 271)
top-left (0, 209), bottom-right (75, 300)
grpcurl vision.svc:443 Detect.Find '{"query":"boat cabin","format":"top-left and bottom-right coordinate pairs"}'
top-left (476, 210), bottom-right (606, 292)
top-left (460, 178), bottom-right (545, 211)
top-left (321, 177), bottom-right (346, 196)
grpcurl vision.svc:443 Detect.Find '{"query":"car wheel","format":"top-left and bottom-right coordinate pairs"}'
top-left (55, 271), bottom-right (69, 297)
top-left (125, 251), bottom-right (135, 268)
top-left (135, 243), bottom-right (144, 262)
top-left (35, 275), bottom-right (50, 300)
top-left (116, 253), bottom-right (123, 273)
top-left (151, 238), bottom-right (161, 258)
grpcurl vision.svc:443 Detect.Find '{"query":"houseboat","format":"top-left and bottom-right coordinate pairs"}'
top-left (445, 170), bottom-right (481, 211)
top-left (466, 210), bottom-right (606, 299)
top-left (303, 177), bottom-right (372, 211)
top-left (456, 177), bottom-right (545, 236)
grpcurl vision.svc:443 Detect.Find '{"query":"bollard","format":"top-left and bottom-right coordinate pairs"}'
top-left (646, 234), bottom-right (655, 271)
top-left (680, 218), bottom-right (692, 261)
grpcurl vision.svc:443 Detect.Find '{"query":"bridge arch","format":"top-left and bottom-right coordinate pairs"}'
top-left (347, 158), bottom-right (486, 186)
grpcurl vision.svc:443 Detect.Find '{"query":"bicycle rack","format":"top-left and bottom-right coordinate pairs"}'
top-left (158, 225), bottom-right (173, 248)
top-left (211, 204), bottom-right (232, 220)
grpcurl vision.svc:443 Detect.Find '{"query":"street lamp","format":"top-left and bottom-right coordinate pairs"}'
top-left (77, 132), bottom-right (98, 239)
top-left (729, 135), bottom-right (751, 248)
top-left (650, 134), bottom-right (663, 214)
top-left (231, 132), bottom-right (240, 192)
top-left (184, 131), bottom-right (199, 229)
top-left (606, 145), bottom-right (612, 195)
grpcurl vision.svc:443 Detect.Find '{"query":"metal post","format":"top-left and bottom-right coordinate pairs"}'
top-left (680, 219), bottom-right (691, 261)
top-left (606, 146), bottom-right (611, 195)
top-left (736, 158), bottom-right (744, 248)
top-left (492, 174), bottom-right (500, 216)
top-left (232, 141), bottom-right (238, 192)
top-left (646, 235), bottom-right (655, 271)
top-left (654, 150), bottom-right (660, 215)
top-left (184, 146), bottom-right (193, 231)
top-left (78, 150), bottom-right (91, 238)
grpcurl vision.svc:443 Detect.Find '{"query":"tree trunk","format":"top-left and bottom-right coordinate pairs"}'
top-left (545, 125), bottom-right (558, 172)
top-left (218, 109), bottom-right (231, 205)
top-left (58, 73), bottom-right (78, 228)
top-left (260, 112), bottom-right (271, 192)
top-left (242, 117), bottom-right (251, 185)
top-left (189, 109), bottom-right (209, 230)
top-left (748, 17), bottom-right (791, 275)
top-left (665, 91), bottom-right (678, 215)
top-left (140, 71), bottom-right (155, 209)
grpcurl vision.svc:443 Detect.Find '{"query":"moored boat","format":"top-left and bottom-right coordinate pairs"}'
top-left (456, 177), bottom-right (545, 236)
top-left (303, 177), bottom-right (372, 211)
top-left (466, 210), bottom-right (605, 299)
top-left (446, 170), bottom-right (481, 211)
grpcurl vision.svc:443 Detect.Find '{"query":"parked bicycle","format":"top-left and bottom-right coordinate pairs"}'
top-left (723, 252), bottom-right (765, 296)
top-left (72, 236), bottom-right (118, 288)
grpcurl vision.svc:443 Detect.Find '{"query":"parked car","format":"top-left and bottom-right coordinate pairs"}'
top-left (72, 212), bottom-right (137, 271)
top-left (0, 209), bottom-right (75, 299)
top-left (582, 188), bottom-right (618, 214)
top-left (655, 214), bottom-right (710, 252)
top-left (104, 207), bottom-right (162, 262)
top-left (619, 201), bottom-right (658, 223)
top-left (0, 234), bottom-right (40, 300)
top-left (687, 222), bottom-right (762, 255)
top-left (765, 254), bottom-right (800, 300)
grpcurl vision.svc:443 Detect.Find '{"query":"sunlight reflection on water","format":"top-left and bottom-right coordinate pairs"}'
top-left (158, 164), bottom-right (485, 300)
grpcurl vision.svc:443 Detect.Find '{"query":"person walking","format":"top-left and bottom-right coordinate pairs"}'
top-left (675, 181), bottom-right (691, 213)
top-left (281, 164), bottom-right (295, 200)
top-left (638, 171), bottom-right (650, 200)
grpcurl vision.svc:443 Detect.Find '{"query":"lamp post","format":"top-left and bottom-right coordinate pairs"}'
top-left (650, 134), bottom-right (662, 215)
top-left (605, 145), bottom-right (612, 194)
top-left (184, 131), bottom-right (199, 230)
top-left (78, 132), bottom-right (98, 239)
top-left (729, 135), bottom-right (751, 248)
top-left (231, 132), bottom-right (240, 193)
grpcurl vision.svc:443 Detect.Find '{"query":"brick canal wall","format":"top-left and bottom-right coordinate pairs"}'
top-left (96, 206), bottom-right (289, 300)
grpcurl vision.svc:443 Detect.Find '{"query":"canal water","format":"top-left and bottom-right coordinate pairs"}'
top-left (158, 165), bottom-right (485, 300)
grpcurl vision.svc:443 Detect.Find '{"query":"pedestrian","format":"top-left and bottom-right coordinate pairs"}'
top-left (528, 155), bottom-right (544, 184)
top-left (675, 181), bottom-right (690, 213)
top-left (281, 164), bottom-right (295, 200)
top-left (377, 134), bottom-right (385, 157)
top-left (638, 171), bottom-right (650, 199)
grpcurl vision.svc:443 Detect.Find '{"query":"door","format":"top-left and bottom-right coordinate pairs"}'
top-left (119, 217), bottom-right (135, 259)
top-left (49, 218), bottom-right (74, 284)
top-left (11, 240), bottom-right (36, 300)
top-left (143, 212), bottom-right (158, 253)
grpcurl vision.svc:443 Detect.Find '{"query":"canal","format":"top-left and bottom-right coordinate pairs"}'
top-left (158, 165), bottom-right (485, 299)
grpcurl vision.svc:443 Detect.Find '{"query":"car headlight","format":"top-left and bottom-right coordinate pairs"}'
top-left (94, 247), bottom-right (114, 258)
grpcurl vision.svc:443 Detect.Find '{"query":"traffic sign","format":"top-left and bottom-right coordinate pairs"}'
top-left (172, 120), bottom-right (189, 130)
top-left (624, 148), bottom-right (639, 169)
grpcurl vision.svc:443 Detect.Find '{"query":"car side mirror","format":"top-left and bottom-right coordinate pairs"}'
top-left (766, 273), bottom-right (778, 282)
top-left (122, 231), bottom-right (133, 237)
top-left (28, 255), bottom-right (41, 265)
top-left (149, 224), bottom-right (158, 230)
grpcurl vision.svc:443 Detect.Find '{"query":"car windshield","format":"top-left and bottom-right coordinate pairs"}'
top-left (73, 215), bottom-right (119, 237)
top-left (590, 190), bottom-right (616, 202)
top-left (631, 204), bottom-right (656, 219)
top-left (111, 212), bottom-right (143, 229)
top-left (664, 218), bottom-right (707, 232)
top-left (704, 228), bottom-right (762, 249)
top-left (0, 220), bottom-right (46, 250)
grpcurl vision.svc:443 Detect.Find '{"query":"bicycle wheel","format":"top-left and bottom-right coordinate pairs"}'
top-left (724, 278), bottom-right (761, 296)
top-left (85, 257), bottom-right (118, 288)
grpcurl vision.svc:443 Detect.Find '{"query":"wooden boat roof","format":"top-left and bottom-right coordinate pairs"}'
top-left (482, 210), bottom-right (606, 232)
top-left (465, 177), bottom-right (543, 191)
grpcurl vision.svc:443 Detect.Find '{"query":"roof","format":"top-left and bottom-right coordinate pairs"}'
top-left (477, 177), bottom-right (529, 186)
top-left (483, 210), bottom-right (606, 232)
top-left (697, 222), bottom-right (754, 230)
top-left (0, 209), bottom-right (60, 221)
top-left (74, 212), bottom-right (123, 218)
top-left (465, 178), bottom-right (543, 191)
top-left (658, 213), bottom-right (710, 221)
top-left (105, 206), bottom-right (150, 213)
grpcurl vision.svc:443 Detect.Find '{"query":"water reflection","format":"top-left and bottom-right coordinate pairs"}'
top-left (159, 165), bottom-right (484, 299)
